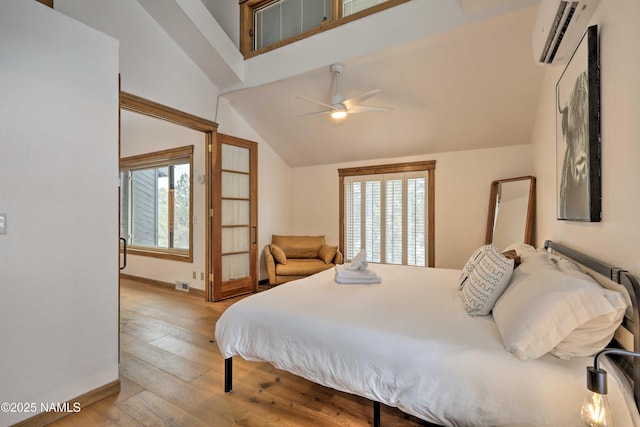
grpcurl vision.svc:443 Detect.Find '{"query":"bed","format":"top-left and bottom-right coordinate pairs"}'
top-left (215, 241), bottom-right (640, 426)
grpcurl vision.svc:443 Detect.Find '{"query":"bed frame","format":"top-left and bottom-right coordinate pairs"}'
top-left (222, 240), bottom-right (640, 426)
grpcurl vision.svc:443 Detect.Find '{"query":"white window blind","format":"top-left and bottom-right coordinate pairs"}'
top-left (344, 180), bottom-right (362, 260)
top-left (365, 180), bottom-right (381, 263)
top-left (344, 171), bottom-right (428, 266)
top-left (407, 176), bottom-right (426, 266)
top-left (255, 0), bottom-right (331, 50)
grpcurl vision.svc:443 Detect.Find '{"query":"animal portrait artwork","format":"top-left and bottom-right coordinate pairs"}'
top-left (556, 25), bottom-right (601, 222)
top-left (558, 72), bottom-right (589, 219)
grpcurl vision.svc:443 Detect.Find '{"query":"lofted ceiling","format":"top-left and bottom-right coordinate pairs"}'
top-left (222, 5), bottom-right (545, 167)
top-left (140, 0), bottom-right (546, 168)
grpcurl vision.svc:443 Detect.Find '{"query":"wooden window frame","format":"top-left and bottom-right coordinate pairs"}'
top-left (239, 0), bottom-right (410, 58)
top-left (338, 160), bottom-right (435, 267)
top-left (121, 146), bottom-right (195, 263)
top-left (35, 0), bottom-right (54, 8)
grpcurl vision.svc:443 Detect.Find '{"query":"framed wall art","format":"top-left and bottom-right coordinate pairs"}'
top-left (556, 25), bottom-right (601, 222)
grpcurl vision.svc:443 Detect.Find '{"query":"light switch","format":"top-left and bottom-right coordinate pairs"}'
top-left (0, 213), bottom-right (6, 234)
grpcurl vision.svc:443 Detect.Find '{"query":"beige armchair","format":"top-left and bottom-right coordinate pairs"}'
top-left (264, 235), bottom-right (343, 285)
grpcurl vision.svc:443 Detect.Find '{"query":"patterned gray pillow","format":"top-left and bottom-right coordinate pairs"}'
top-left (458, 245), bottom-right (491, 289)
top-left (461, 245), bottom-right (515, 316)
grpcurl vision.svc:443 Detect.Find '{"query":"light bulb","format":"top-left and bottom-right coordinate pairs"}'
top-left (331, 110), bottom-right (347, 120)
top-left (581, 390), bottom-right (613, 427)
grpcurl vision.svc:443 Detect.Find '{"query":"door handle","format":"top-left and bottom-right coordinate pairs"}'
top-left (252, 226), bottom-right (257, 245)
top-left (120, 237), bottom-right (127, 270)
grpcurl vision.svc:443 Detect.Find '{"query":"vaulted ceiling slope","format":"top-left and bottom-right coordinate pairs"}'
top-left (140, 0), bottom-right (545, 167)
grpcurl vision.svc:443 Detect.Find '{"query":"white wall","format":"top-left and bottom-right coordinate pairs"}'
top-left (289, 144), bottom-right (533, 269)
top-left (120, 111), bottom-right (208, 290)
top-left (56, 0), bottom-right (220, 120)
top-left (0, 1), bottom-right (119, 425)
top-left (532, 0), bottom-right (640, 274)
top-left (201, 0), bottom-right (239, 49)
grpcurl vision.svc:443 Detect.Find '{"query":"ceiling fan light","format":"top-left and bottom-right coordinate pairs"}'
top-left (331, 110), bottom-right (347, 120)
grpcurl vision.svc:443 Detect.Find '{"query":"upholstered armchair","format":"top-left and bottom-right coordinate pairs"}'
top-left (264, 235), bottom-right (343, 285)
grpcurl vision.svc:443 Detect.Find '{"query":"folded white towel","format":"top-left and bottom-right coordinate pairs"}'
top-left (347, 249), bottom-right (368, 271)
top-left (335, 275), bottom-right (381, 285)
top-left (335, 265), bottom-right (378, 279)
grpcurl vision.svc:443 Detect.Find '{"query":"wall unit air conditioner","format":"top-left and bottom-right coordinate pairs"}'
top-left (532, 0), bottom-right (600, 65)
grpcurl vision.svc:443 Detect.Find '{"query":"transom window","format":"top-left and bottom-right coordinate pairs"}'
top-left (120, 146), bottom-right (193, 262)
top-left (339, 161), bottom-right (435, 267)
top-left (240, 0), bottom-right (410, 57)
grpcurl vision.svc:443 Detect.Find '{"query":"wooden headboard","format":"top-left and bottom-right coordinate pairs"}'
top-left (544, 240), bottom-right (640, 410)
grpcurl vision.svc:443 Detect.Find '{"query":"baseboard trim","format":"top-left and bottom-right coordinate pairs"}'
top-left (120, 273), bottom-right (206, 298)
top-left (12, 379), bottom-right (120, 427)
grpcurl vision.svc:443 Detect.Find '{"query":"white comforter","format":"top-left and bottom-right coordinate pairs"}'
top-left (215, 264), bottom-right (638, 427)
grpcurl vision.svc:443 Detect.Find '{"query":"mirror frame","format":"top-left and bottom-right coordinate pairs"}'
top-left (485, 176), bottom-right (536, 247)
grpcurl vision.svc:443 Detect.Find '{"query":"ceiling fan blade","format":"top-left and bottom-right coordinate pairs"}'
top-left (294, 109), bottom-right (332, 118)
top-left (342, 88), bottom-right (381, 110)
top-left (297, 96), bottom-right (335, 110)
top-left (347, 105), bottom-right (393, 114)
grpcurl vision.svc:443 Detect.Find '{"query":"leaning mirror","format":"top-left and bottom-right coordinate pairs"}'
top-left (485, 176), bottom-right (536, 250)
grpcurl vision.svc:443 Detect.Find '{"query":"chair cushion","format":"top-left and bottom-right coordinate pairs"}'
top-left (272, 235), bottom-right (325, 259)
top-left (276, 259), bottom-right (334, 276)
top-left (319, 245), bottom-right (338, 264)
top-left (270, 244), bottom-right (287, 264)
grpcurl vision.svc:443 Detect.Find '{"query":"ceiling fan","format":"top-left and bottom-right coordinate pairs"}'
top-left (298, 63), bottom-right (393, 120)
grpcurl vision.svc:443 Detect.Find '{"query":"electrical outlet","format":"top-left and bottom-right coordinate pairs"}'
top-left (175, 281), bottom-right (190, 292)
top-left (0, 213), bottom-right (6, 235)
top-left (192, 271), bottom-right (196, 279)
top-left (200, 272), bottom-right (204, 280)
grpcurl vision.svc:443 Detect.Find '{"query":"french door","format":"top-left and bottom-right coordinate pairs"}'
top-left (211, 134), bottom-right (258, 301)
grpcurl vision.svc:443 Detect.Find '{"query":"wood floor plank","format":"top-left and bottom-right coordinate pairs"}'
top-left (119, 318), bottom-right (166, 342)
top-left (121, 309), bottom-right (218, 353)
top-left (115, 375), bottom-right (146, 404)
top-left (119, 353), bottom-right (207, 409)
top-left (48, 395), bottom-right (143, 427)
top-left (121, 338), bottom-right (210, 382)
top-left (117, 390), bottom-right (211, 427)
top-left (147, 335), bottom-right (218, 369)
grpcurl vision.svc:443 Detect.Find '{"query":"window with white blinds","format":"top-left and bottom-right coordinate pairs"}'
top-left (254, 0), bottom-right (332, 50)
top-left (343, 170), bottom-right (429, 266)
top-left (241, 0), bottom-right (409, 57)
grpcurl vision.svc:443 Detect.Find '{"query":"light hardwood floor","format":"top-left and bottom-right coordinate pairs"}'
top-left (49, 278), bottom-right (428, 427)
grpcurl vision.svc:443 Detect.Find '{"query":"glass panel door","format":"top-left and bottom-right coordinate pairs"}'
top-left (221, 155), bottom-right (251, 282)
top-left (212, 135), bottom-right (258, 300)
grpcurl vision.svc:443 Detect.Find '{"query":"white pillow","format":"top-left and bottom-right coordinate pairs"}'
top-left (461, 245), bottom-right (515, 316)
top-left (458, 245), bottom-right (490, 289)
top-left (503, 242), bottom-right (537, 255)
top-left (493, 268), bottom-right (628, 360)
top-left (551, 304), bottom-right (626, 359)
top-left (550, 266), bottom-right (628, 359)
top-left (507, 249), bottom-right (557, 285)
